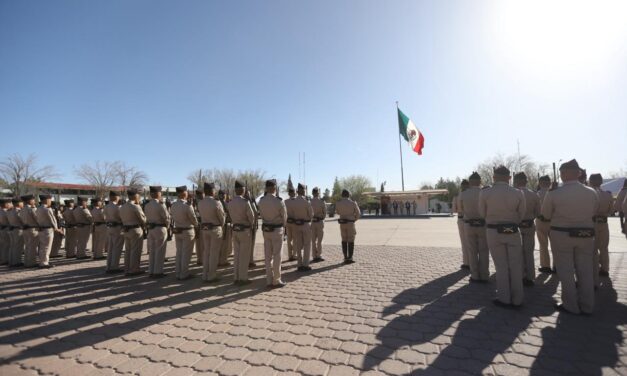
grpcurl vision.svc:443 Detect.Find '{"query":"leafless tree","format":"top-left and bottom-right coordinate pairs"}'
top-left (0, 153), bottom-right (59, 196)
top-left (237, 169), bottom-right (267, 197)
top-left (114, 162), bottom-right (148, 191)
top-left (75, 161), bottom-right (118, 198)
top-left (475, 153), bottom-right (549, 189)
top-left (187, 169), bottom-right (216, 189)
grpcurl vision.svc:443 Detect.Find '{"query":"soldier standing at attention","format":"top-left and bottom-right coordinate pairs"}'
top-left (589, 174), bottom-right (612, 282)
top-left (514, 172), bottom-right (540, 286)
top-left (19, 195), bottom-right (39, 268)
top-left (310, 187), bottom-right (326, 262)
top-left (614, 180), bottom-right (627, 234)
top-left (119, 189), bottom-right (147, 276)
top-left (91, 198), bottom-right (107, 260)
top-left (50, 202), bottom-right (64, 258)
top-left (0, 199), bottom-right (10, 265)
top-left (104, 191), bottom-right (124, 273)
top-left (244, 188), bottom-right (259, 268)
top-left (459, 172), bottom-right (489, 283)
top-left (227, 181), bottom-right (255, 285)
top-left (145, 186), bottom-right (170, 278)
top-left (218, 189), bottom-right (233, 267)
top-left (452, 180), bottom-right (470, 270)
top-left (290, 183), bottom-right (313, 271)
top-left (170, 186), bottom-right (198, 280)
top-left (73, 196), bottom-right (93, 260)
top-left (7, 198), bottom-right (24, 267)
top-left (622, 194), bottom-right (627, 238)
top-left (335, 189), bottom-right (360, 264)
top-left (284, 188), bottom-right (297, 261)
top-left (35, 194), bottom-right (59, 269)
top-left (259, 179), bottom-right (287, 288)
top-left (194, 189), bottom-right (204, 266)
top-left (536, 176), bottom-right (554, 273)
top-left (541, 159), bottom-right (598, 315)
top-left (63, 199), bottom-right (77, 258)
top-left (198, 182), bottom-right (225, 282)
top-left (480, 166), bottom-right (526, 308)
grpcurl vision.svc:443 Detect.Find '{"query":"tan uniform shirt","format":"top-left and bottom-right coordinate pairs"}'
top-left (594, 189), bottom-right (613, 217)
top-left (0, 209), bottom-right (8, 227)
top-left (19, 205), bottom-right (39, 228)
top-left (104, 202), bottom-right (122, 224)
top-left (144, 199), bottom-right (170, 226)
top-left (227, 196), bottom-right (255, 226)
top-left (258, 194), bottom-right (287, 225)
top-left (615, 188), bottom-right (627, 212)
top-left (198, 197), bottom-right (225, 226)
top-left (284, 197), bottom-right (296, 220)
top-left (622, 194), bottom-right (627, 213)
top-left (73, 207), bottom-right (93, 225)
top-left (63, 208), bottom-right (75, 225)
top-left (36, 206), bottom-right (58, 230)
top-left (310, 197), bottom-right (326, 220)
top-left (91, 207), bottom-right (105, 223)
top-left (119, 202), bottom-right (147, 226)
top-left (541, 181), bottom-right (599, 228)
top-left (7, 208), bottom-right (23, 228)
top-left (479, 182), bottom-right (525, 224)
top-left (290, 196), bottom-right (313, 221)
top-left (459, 186), bottom-right (482, 219)
top-left (519, 187), bottom-right (540, 220)
top-left (170, 200), bottom-right (198, 228)
top-left (335, 198), bottom-right (361, 221)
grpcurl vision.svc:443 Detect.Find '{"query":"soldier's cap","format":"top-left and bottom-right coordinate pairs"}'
top-left (0, 198), bottom-right (7, 205)
top-left (460, 179), bottom-right (469, 186)
top-left (539, 175), bottom-right (551, 182)
top-left (21, 194), bottom-right (35, 201)
top-left (91, 197), bottom-right (102, 204)
top-left (559, 159), bottom-right (580, 171)
top-left (312, 187), bottom-right (319, 193)
top-left (39, 194), bottom-right (51, 201)
top-left (109, 190), bottom-right (120, 197)
top-left (234, 180), bottom-right (244, 189)
top-left (77, 196), bottom-right (88, 204)
top-left (204, 182), bottom-right (216, 192)
top-left (195, 189), bottom-right (204, 195)
top-left (264, 179), bottom-right (276, 188)
top-left (513, 172), bottom-right (527, 181)
top-left (175, 185), bottom-right (187, 193)
top-left (127, 189), bottom-right (139, 196)
top-left (11, 198), bottom-right (21, 205)
top-left (297, 183), bottom-right (305, 190)
top-left (589, 173), bottom-right (603, 182)
top-left (493, 165), bottom-right (510, 177)
top-left (63, 199), bottom-right (71, 205)
top-left (149, 186), bottom-right (162, 193)
top-left (469, 171), bottom-right (481, 180)
top-left (341, 189), bottom-right (350, 197)
top-left (288, 187), bottom-right (295, 193)
top-left (218, 189), bottom-right (225, 195)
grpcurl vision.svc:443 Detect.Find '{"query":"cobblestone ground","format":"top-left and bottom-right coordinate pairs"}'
top-left (0, 244), bottom-right (625, 375)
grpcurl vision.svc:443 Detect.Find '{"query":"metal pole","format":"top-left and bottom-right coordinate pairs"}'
top-left (396, 102), bottom-right (405, 191)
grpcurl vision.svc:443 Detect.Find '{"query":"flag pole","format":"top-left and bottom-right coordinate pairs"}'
top-left (396, 101), bottom-right (405, 191)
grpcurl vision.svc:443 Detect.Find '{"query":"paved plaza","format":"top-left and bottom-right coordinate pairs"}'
top-left (0, 218), bottom-right (625, 375)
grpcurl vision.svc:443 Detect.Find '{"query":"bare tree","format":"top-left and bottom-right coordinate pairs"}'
top-left (475, 153), bottom-right (549, 189)
top-left (115, 162), bottom-right (148, 191)
top-left (339, 175), bottom-right (374, 206)
top-left (75, 161), bottom-right (118, 198)
top-left (237, 169), bottom-right (267, 197)
top-left (0, 153), bottom-right (59, 196)
top-left (214, 168), bottom-right (236, 193)
top-left (187, 168), bottom-right (217, 189)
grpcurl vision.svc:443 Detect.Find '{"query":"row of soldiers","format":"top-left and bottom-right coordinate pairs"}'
top-left (452, 159), bottom-right (625, 315)
top-left (0, 179), bottom-right (362, 288)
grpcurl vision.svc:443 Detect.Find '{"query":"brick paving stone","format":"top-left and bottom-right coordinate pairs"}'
top-left (216, 360), bottom-right (250, 376)
top-left (328, 365), bottom-right (361, 376)
top-left (93, 353), bottom-right (130, 368)
top-left (297, 359), bottom-right (329, 376)
top-left (243, 365), bottom-right (276, 376)
top-left (270, 355), bottom-right (301, 371)
top-left (162, 366), bottom-right (195, 376)
top-left (114, 356), bottom-right (151, 373)
top-left (245, 350), bottom-right (275, 366)
top-left (191, 356), bottom-right (223, 372)
top-left (137, 361), bottom-right (172, 376)
top-left (319, 349), bottom-right (350, 365)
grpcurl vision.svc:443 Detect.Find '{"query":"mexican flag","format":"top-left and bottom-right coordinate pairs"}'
top-left (398, 108), bottom-right (425, 155)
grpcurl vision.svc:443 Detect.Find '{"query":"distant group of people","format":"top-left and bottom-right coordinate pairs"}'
top-left (391, 200), bottom-right (418, 216)
top-left (452, 159), bottom-right (627, 315)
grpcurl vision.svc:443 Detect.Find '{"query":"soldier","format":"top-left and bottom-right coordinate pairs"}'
top-left (259, 179), bottom-right (287, 288)
top-left (541, 159), bottom-right (598, 315)
top-left (284, 188), bottom-right (297, 261)
top-left (19, 195), bottom-right (39, 268)
top-left (218, 189), bottom-right (233, 267)
top-left (198, 182), bottom-right (225, 282)
top-left (227, 181), bottom-right (255, 284)
top-left (73, 196), bottom-right (93, 259)
top-left (145, 186), bottom-right (170, 278)
top-left (536, 175), bottom-right (554, 273)
top-left (104, 191), bottom-right (125, 273)
top-left (452, 180), bottom-right (470, 270)
top-left (194, 189), bottom-right (204, 266)
top-left (310, 187), bottom-right (326, 262)
top-left (480, 166), bottom-right (526, 308)
top-left (589, 173), bottom-right (612, 282)
top-left (244, 187), bottom-right (259, 268)
top-left (119, 189), bottom-right (147, 276)
top-left (335, 189), bottom-right (361, 263)
top-left (91, 198), bottom-right (107, 260)
top-left (170, 186), bottom-right (198, 280)
top-left (289, 183), bottom-right (313, 271)
top-left (514, 172), bottom-right (540, 286)
top-left (50, 202), bottom-right (64, 258)
top-left (459, 172), bottom-right (490, 283)
top-left (615, 180), bottom-right (627, 233)
top-left (35, 194), bottom-right (59, 268)
top-left (7, 198), bottom-right (24, 267)
top-left (623, 194), bottom-right (627, 238)
top-left (0, 199), bottom-right (10, 265)
top-left (62, 199), bottom-right (77, 258)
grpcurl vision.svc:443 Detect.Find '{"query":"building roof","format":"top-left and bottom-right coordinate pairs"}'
top-left (364, 189), bottom-right (448, 197)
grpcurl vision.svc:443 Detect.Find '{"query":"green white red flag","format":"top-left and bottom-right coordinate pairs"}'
top-left (397, 108), bottom-right (424, 155)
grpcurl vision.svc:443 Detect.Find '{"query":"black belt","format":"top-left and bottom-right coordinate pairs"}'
top-left (147, 223), bottom-right (166, 229)
top-left (262, 223), bottom-right (282, 232)
top-left (312, 217), bottom-right (324, 222)
top-left (593, 216), bottom-right (608, 224)
top-left (123, 224), bottom-right (142, 230)
top-left (94, 222), bottom-right (106, 226)
top-left (457, 215), bottom-right (464, 219)
top-left (75, 223), bottom-right (90, 228)
top-left (232, 224), bottom-right (251, 232)
top-left (106, 222), bottom-right (121, 227)
top-left (286, 218), bottom-right (295, 224)
top-left (39, 226), bottom-right (52, 230)
top-left (465, 218), bottom-right (485, 227)
top-left (487, 223), bottom-right (519, 234)
top-left (551, 226), bottom-right (595, 238)
top-left (8, 226), bottom-right (19, 231)
top-left (22, 225), bottom-right (35, 229)
top-left (201, 223), bottom-right (219, 230)
top-left (65, 224), bottom-right (76, 228)
top-left (0, 225), bottom-right (6, 230)
top-left (537, 215), bottom-right (550, 223)
top-left (338, 219), bottom-right (355, 224)
top-left (519, 219), bottom-right (535, 229)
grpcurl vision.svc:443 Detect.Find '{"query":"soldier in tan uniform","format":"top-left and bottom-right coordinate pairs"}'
top-left (615, 180), bottom-right (627, 233)
top-left (289, 183), bottom-right (313, 271)
top-left (218, 190), bottom-right (233, 266)
top-left (541, 159), bottom-right (598, 315)
top-left (119, 189), bottom-right (147, 276)
top-left (479, 166), bottom-right (526, 307)
top-left (227, 181), bottom-right (255, 284)
top-left (194, 189), bottom-right (204, 266)
top-left (459, 172), bottom-right (489, 282)
top-left (171, 186), bottom-right (198, 280)
top-left (36, 194), bottom-right (59, 268)
top-left (50, 203), bottom-right (64, 258)
top-left (104, 191), bottom-right (125, 273)
top-left (0, 199), bottom-right (10, 265)
top-left (452, 180), bottom-right (470, 270)
top-left (259, 179), bottom-right (287, 288)
top-left (198, 182), bottom-right (225, 282)
top-left (536, 176), bottom-right (554, 273)
top-left (19, 195), bottom-right (39, 268)
top-left (90, 198), bottom-right (107, 260)
top-left (622, 195), bottom-right (627, 238)
top-left (335, 189), bottom-right (360, 263)
top-left (7, 198), bottom-right (24, 267)
top-left (62, 199), bottom-right (77, 258)
top-left (284, 188), bottom-right (297, 261)
top-left (514, 172), bottom-right (540, 286)
top-left (310, 187), bottom-right (326, 263)
top-left (145, 186), bottom-right (170, 278)
top-left (73, 196), bottom-right (92, 260)
top-left (589, 174), bottom-right (612, 283)
top-left (244, 188), bottom-right (259, 267)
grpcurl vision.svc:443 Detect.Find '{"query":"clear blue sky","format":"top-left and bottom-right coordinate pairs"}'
top-left (1, 1), bottom-right (626, 192)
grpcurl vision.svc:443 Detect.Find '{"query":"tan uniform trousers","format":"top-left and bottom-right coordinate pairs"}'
top-left (286, 223), bottom-right (295, 259)
top-left (219, 225), bottom-right (232, 265)
top-left (37, 228), bottom-right (54, 266)
top-left (9, 229), bottom-right (24, 266)
top-left (311, 221), bottom-right (324, 258)
top-left (174, 229), bottom-right (195, 279)
top-left (106, 226), bottom-right (124, 271)
top-left (0, 230), bottom-right (9, 264)
top-left (263, 227), bottom-right (284, 285)
top-left (249, 228), bottom-right (257, 264)
top-left (23, 228), bottom-right (39, 267)
top-left (339, 223), bottom-right (356, 242)
top-left (75, 226), bottom-right (90, 257)
top-left (487, 229), bottom-right (524, 305)
top-left (92, 224), bottom-right (107, 258)
top-left (594, 222), bottom-right (609, 273)
top-left (520, 227), bottom-right (535, 280)
top-left (535, 219), bottom-right (552, 268)
top-left (457, 219), bottom-right (469, 265)
top-left (293, 223), bottom-right (312, 267)
top-left (147, 227), bottom-right (167, 275)
top-left (232, 229), bottom-right (252, 281)
top-left (202, 227), bottom-right (223, 281)
top-left (551, 231), bottom-right (595, 314)
top-left (464, 224), bottom-right (489, 280)
top-left (65, 227), bottom-right (77, 257)
top-left (51, 231), bottom-right (62, 257)
top-left (195, 231), bottom-right (204, 265)
top-left (123, 228), bottom-right (144, 273)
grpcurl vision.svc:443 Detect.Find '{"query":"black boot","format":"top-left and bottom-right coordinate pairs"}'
top-left (341, 242), bottom-right (348, 261)
top-left (347, 243), bottom-right (355, 263)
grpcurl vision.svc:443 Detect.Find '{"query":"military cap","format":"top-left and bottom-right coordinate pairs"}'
top-left (149, 186), bottom-right (162, 193)
top-left (469, 171), bottom-right (481, 180)
top-left (0, 198), bottom-right (7, 205)
top-left (39, 194), bottom-right (51, 201)
top-left (234, 180), bottom-right (244, 189)
top-left (312, 187), bottom-right (319, 193)
top-left (109, 190), bottom-right (120, 197)
top-left (204, 182), bottom-right (216, 193)
top-left (63, 199), bottom-right (71, 205)
top-left (493, 165), bottom-right (510, 177)
top-left (559, 159), bottom-right (580, 171)
top-left (127, 189), bottom-right (138, 196)
top-left (460, 179), bottom-right (470, 186)
top-left (297, 183), bottom-right (305, 190)
top-left (341, 189), bottom-right (350, 197)
top-left (91, 197), bottom-right (102, 204)
top-left (288, 187), bottom-right (295, 193)
top-left (589, 173), bottom-right (603, 182)
top-left (218, 189), bottom-right (225, 195)
top-left (539, 175), bottom-right (551, 182)
top-left (513, 172), bottom-right (527, 181)
top-left (77, 196), bottom-right (88, 204)
top-left (21, 194), bottom-right (35, 202)
top-left (195, 189), bottom-right (204, 195)
top-left (175, 185), bottom-right (187, 193)
top-left (11, 198), bottom-right (21, 205)
top-left (264, 179), bottom-right (276, 188)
